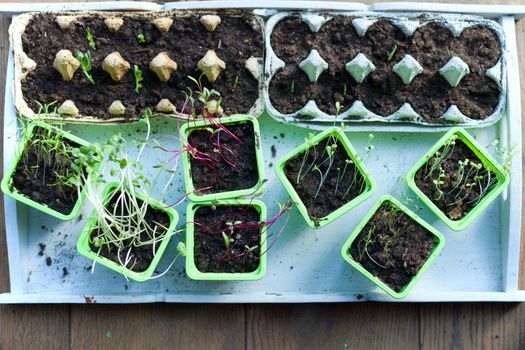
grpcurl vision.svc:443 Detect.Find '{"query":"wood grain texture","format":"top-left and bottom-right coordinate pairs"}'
top-left (247, 303), bottom-right (420, 350)
top-left (70, 304), bottom-right (245, 350)
top-left (419, 303), bottom-right (525, 350)
top-left (0, 304), bottom-right (70, 350)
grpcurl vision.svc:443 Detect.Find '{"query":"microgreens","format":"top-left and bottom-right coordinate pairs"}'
top-left (83, 113), bottom-right (182, 279)
top-left (233, 75), bottom-right (239, 90)
top-left (290, 80), bottom-right (296, 94)
top-left (387, 44), bottom-right (398, 62)
top-left (355, 202), bottom-right (413, 269)
top-left (86, 28), bottom-right (96, 50)
top-left (76, 51), bottom-right (96, 85)
top-left (34, 100), bottom-right (58, 115)
top-left (195, 201), bottom-right (292, 264)
top-left (137, 33), bottom-right (146, 44)
top-left (133, 64), bottom-right (143, 93)
top-left (421, 134), bottom-right (498, 215)
top-left (16, 116), bottom-right (101, 203)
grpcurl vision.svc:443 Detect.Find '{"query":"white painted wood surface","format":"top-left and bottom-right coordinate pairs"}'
top-left (0, 2), bottom-right (522, 303)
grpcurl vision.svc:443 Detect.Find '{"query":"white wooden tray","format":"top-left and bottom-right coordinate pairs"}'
top-left (0, 1), bottom-right (523, 303)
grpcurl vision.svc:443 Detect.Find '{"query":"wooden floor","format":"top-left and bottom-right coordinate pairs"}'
top-left (1, 1), bottom-right (525, 349)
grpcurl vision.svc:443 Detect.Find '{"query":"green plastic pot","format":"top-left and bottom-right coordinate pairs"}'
top-left (76, 182), bottom-right (179, 282)
top-left (1, 121), bottom-right (97, 221)
top-left (185, 199), bottom-right (267, 281)
top-left (406, 127), bottom-right (510, 231)
top-left (274, 127), bottom-right (376, 228)
top-left (341, 195), bottom-right (445, 299)
top-left (180, 115), bottom-right (265, 202)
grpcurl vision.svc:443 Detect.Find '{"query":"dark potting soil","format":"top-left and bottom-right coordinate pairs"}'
top-left (193, 204), bottom-right (261, 273)
top-left (188, 121), bottom-right (259, 194)
top-left (283, 136), bottom-right (367, 225)
top-left (348, 201), bottom-right (437, 292)
top-left (414, 138), bottom-right (497, 221)
top-left (21, 12), bottom-right (262, 119)
top-left (269, 16), bottom-right (501, 121)
top-left (11, 127), bottom-right (82, 215)
top-left (88, 192), bottom-right (171, 273)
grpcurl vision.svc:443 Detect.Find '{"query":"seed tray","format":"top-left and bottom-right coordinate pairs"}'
top-left (264, 11), bottom-right (507, 128)
top-left (0, 1), bottom-right (523, 303)
top-left (10, 9), bottom-right (265, 123)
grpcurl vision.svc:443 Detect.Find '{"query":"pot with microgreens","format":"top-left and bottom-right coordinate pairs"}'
top-left (406, 127), bottom-right (510, 231)
top-left (275, 127), bottom-right (375, 228)
top-left (1, 112), bottom-right (101, 220)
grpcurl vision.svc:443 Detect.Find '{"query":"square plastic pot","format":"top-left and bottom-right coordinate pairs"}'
top-left (1, 121), bottom-right (97, 221)
top-left (274, 127), bottom-right (375, 228)
top-left (185, 199), bottom-right (267, 281)
top-left (406, 127), bottom-right (510, 231)
top-left (180, 115), bottom-right (265, 202)
top-left (341, 195), bottom-right (446, 299)
top-left (76, 182), bottom-right (179, 283)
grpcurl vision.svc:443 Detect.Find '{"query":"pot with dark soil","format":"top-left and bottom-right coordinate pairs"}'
top-left (406, 127), bottom-right (509, 231)
top-left (1, 120), bottom-right (100, 220)
top-left (341, 195), bottom-right (445, 299)
top-left (76, 182), bottom-right (179, 282)
top-left (275, 127), bottom-right (375, 228)
top-left (180, 115), bottom-right (265, 202)
top-left (185, 199), bottom-right (268, 280)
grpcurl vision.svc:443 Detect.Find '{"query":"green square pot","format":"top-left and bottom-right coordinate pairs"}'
top-left (1, 121), bottom-right (97, 221)
top-left (406, 127), bottom-right (510, 231)
top-left (180, 115), bottom-right (265, 202)
top-left (185, 199), bottom-right (267, 281)
top-left (274, 127), bottom-right (376, 229)
top-left (341, 195), bottom-right (446, 299)
top-left (76, 182), bottom-right (179, 282)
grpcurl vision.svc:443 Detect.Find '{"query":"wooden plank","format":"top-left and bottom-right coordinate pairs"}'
top-left (0, 14), bottom-right (10, 294)
top-left (70, 304), bottom-right (245, 350)
top-left (419, 303), bottom-right (525, 350)
top-left (247, 303), bottom-right (419, 350)
top-left (0, 304), bottom-right (70, 350)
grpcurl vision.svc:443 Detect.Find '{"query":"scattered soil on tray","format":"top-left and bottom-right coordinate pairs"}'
top-left (269, 16), bottom-right (502, 121)
top-left (88, 192), bottom-right (171, 273)
top-left (11, 127), bottom-right (83, 215)
top-left (348, 201), bottom-right (437, 292)
top-left (283, 136), bottom-right (367, 225)
top-left (193, 204), bottom-right (261, 273)
top-left (21, 12), bottom-right (263, 119)
top-left (38, 243), bottom-right (46, 256)
top-left (187, 121), bottom-right (259, 194)
top-left (414, 137), bottom-right (497, 221)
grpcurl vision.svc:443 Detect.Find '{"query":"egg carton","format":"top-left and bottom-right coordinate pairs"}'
top-left (264, 11), bottom-right (507, 128)
top-left (10, 9), bottom-right (265, 124)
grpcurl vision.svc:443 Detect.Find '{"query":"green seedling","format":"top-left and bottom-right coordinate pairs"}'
top-left (134, 65), bottom-right (143, 93)
top-left (387, 44), bottom-right (398, 62)
top-left (86, 28), bottom-right (96, 50)
top-left (76, 51), bottom-right (95, 85)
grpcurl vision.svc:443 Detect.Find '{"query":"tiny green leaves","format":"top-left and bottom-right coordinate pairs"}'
top-left (86, 28), bottom-right (96, 50)
top-left (387, 44), bottom-right (398, 62)
top-left (75, 51), bottom-right (95, 85)
top-left (133, 64), bottom-right (143, 93)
